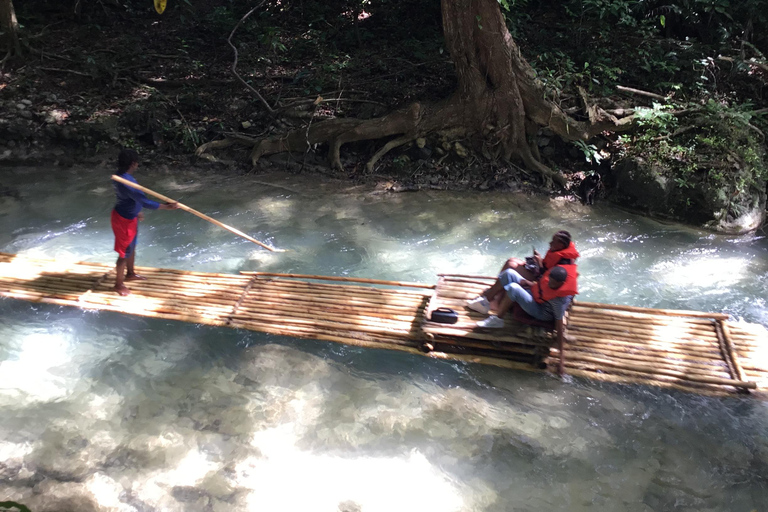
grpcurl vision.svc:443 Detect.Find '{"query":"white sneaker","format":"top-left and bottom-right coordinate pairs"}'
top-left (466, 296), bottom-right (491, 314)
top-left (477, 315), bottom-right (505, 329)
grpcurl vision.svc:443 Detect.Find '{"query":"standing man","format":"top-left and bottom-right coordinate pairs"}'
top-left (111, 149), bottom-right (178, 296)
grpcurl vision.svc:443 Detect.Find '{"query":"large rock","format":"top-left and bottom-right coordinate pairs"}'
top-left (609, 156), bottom-right (766, 234)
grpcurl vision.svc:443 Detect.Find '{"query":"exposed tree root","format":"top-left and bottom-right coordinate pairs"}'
top-left (199, 0), bottom-right (636, 188)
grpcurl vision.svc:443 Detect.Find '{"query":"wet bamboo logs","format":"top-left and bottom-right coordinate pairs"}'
top-left (573, 301), bottom-right (729, 321)
top-left (426, 336), bottom-right (538, 355)
top-left (241, 272), bottom-right (434, 289)
top-left (718, 320), bottom-right (750, 389)
top-left (570, 306), bottom-right (719, 326)
top-left (561, 367), bottom-right (735, 397)
top-left (226, 276), bottom-right (259, 325)
top-left (565, 336), bottom-right (728, 364)
top-left (560, 352), bottom-right (756, 389)
top-left (438, 274), bottom-right (496, 280)
top-left (563, 346), bottom-right (732, 378)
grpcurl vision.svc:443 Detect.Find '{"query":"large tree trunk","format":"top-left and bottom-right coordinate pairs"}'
top-left (199, 0), bottom-right (632, 187)
top-left (0, 0), bottom-right (21, 56)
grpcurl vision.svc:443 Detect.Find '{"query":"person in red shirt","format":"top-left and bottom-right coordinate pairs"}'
top-left (111, 149), bottom-right (178, 296)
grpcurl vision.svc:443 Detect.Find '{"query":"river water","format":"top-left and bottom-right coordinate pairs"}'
top-left (1, 164), bottom-right (767, 511)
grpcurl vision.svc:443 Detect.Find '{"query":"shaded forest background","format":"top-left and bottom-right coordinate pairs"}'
top-left (1, 0), bottom-right (767, 231)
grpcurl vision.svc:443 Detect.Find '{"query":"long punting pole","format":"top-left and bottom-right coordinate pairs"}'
top-left (111, 174), bottom-right (279, 252)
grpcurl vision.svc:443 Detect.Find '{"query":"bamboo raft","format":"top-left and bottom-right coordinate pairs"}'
top-left (1, 252), bottom-right (766, 398)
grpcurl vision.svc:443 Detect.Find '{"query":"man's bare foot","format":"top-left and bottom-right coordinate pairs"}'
top-left (125, 273), bottom-right (147, 281)
top-left (114, 284), bottom-right (131, 296)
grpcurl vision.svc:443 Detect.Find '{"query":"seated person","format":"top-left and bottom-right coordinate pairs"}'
top-left (469, 230), bottom-right (579, 311)
top-left (468, 265), bottom-right (578, 376)
top-left (502, 229), bottom-right (579, 280)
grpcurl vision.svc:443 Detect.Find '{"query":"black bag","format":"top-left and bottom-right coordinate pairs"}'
top-left (430, 307), bottom-right (458, 324)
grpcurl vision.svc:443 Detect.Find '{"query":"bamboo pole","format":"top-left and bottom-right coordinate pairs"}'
top-left (438, 273), bottom-right (496, 280)
top-left (421, 325), bottom-right (548, 345)
top-left (574, 301), bottom-right (729, 320)
top-left (565, 340), bottom-right (728, 367)
top-left (233, 303), bottom-right (421, 331)
top-left (567, 317), bottom-right (719, 339)
top-left (427, 336), bottom-right (538, 355)
top-left (111, 174), bottom-right (279, 252)
top-left (247, 278), bottom-right (433, 297)
top-left (562, 352), bottom-right (756, 388)
top-left (240, 272), bottom-right (434, 289)
top-left (566, 336), bottom-right (725, 362)
top-left (564, 346), bottom-right (731, 378)
top-left (426, 351), bottom-right (538, 371)
top-left (718, 320), bottom-right (749, 386)
top-left (566, 330), bottom-right (719, 352)
top-left (244, 278), bottom-right (432, 299)
top-left (567, 324), bottom-right (721, 346)
top-left (241, 289), bottom-right (426, 311)
top-left (238, 298), bottom-right (424, 323)
top-left (570, 306), bottom-right (717, 326)
top-left (561, 367), bottom-right (733, 397)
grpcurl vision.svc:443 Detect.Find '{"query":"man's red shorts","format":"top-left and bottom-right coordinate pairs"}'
top-left (111, 209), bottom-right (138, 258)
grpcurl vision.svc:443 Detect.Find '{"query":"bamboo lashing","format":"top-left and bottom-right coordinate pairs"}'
top-left (2, 253), bottom-right (767, 398)
top-left (111, 174), bottom-right (279, 252)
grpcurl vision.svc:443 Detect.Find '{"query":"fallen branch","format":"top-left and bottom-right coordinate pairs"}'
top-left (227, 0), bottom-right (274, 114)
top-left (280, 97), bottom-right (387, 111)
top-left (38, 67), bottom-right (92, 77)
top-left (616, 85), bottom-right (667, 101)
top-left (718, 55), bottom-right (768, 74)
top-left (652, 125), bottom-right (695, 142)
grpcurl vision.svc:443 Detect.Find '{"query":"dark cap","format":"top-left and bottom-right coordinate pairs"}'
top-left (550, 266), bottom-right (568, 282)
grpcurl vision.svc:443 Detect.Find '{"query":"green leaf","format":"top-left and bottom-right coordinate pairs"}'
top-left (660, 14), bottom-right (666, 27)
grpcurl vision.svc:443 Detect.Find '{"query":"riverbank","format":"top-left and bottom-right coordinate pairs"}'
top-left (2, 1), bottom-right (766, 232)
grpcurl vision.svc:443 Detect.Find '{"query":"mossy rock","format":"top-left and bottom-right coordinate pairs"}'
top-left (609, 155), bottom-right (766, 233)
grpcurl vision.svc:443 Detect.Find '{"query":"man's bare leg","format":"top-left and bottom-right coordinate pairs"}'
top-left (125, 252), bottom-right (146, 281)
top-left (114, 257), bottom-right (131, 296)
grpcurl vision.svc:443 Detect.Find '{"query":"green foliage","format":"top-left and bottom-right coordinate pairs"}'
top-left (206, 5), bottom-right (238, 33)
top-left (564, 0), bottom-right (639, 26)
top-left (572, 140), bottom-right (604, 164)
top-left (0, 502), bottom-right (32, 512)
top-left (626, 99), bottom-right (766, 195)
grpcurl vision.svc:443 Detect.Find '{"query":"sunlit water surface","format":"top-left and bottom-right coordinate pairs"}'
top-left (1, 165), bottom-right (767, 511)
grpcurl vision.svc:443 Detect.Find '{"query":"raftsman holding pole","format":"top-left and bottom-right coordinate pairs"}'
top-left (111, 175), bottom-right (282, 252)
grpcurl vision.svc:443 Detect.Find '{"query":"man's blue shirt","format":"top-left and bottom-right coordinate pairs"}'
top-left (113, 173), bottom-right (160, 219)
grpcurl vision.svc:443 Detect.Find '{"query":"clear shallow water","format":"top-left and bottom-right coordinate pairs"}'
top-left (1, 164), bottom-right (767, 511)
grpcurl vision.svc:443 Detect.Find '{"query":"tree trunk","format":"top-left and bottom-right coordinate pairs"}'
top-left (199, 0), bottom-right (633, 187)
top-left (0, 0), bottom-right (21, 56)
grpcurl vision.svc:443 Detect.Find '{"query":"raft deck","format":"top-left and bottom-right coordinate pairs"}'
top-left (1, 252), bottom-right (766, 398)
